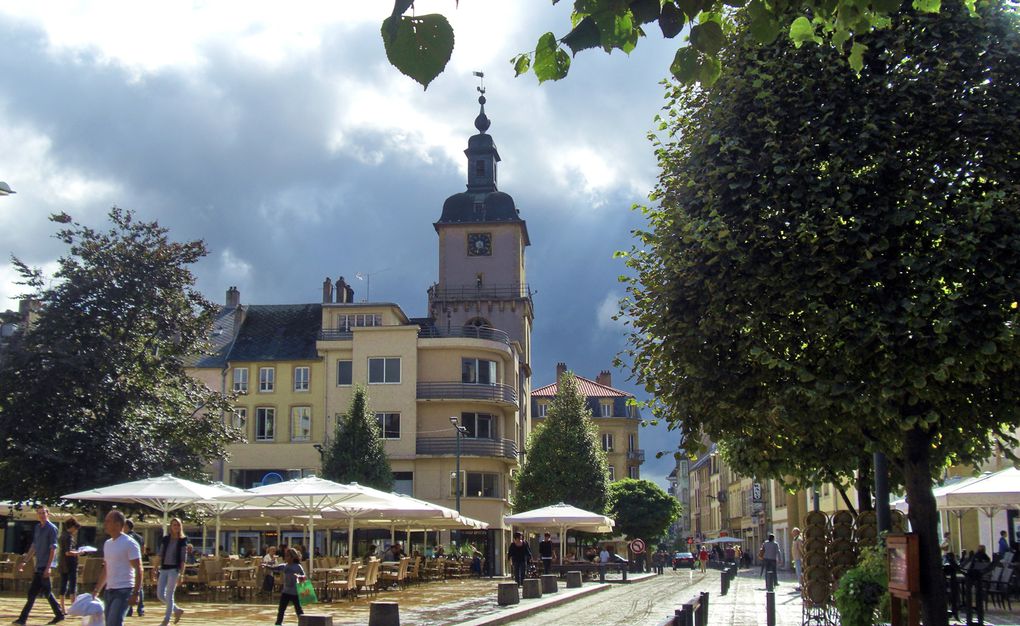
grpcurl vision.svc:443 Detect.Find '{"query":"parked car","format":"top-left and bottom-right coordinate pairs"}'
top-left (673, 551), bottom-right (696, 568)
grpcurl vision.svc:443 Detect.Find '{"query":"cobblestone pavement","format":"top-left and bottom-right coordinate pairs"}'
top-left (506, 567), bottom-right (805, 626)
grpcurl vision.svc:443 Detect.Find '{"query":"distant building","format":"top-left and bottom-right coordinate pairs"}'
top-left (667, 454), bottom-right (691, 540)
top-left (530, 364), bottom-right (643, 481)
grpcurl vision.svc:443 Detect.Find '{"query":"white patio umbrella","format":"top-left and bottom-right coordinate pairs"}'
top-left (940, 467), bottom-right (1020, 542)
top-left (193, 482), bottom-right (247, 557)
top-left (214, 476), bottom-right (404, 573)
top-left (62, 474), bottom-right (239, 531)
top-left (505, 502), bottom-right (615, 564)
top-left (705, 537), bottom-right (743, 544)
top-left (890, 472), bottom-right (994, 554)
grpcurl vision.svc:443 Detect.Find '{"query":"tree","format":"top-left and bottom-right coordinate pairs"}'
top-left (321, 386), bottom-right (394, 491)
top-left (607, 478), bottom-right (681, 541)
top-left (0, 209), bottom-right (241, 503)
top-left (514, 372), bottom-right (610, 513)
top-left (381, 0), bottom-right (967, 89)
top-left (619, 2), bottom-right (1020, 623)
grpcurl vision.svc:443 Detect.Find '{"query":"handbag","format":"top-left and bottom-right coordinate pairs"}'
top-left (296, 579), bottom-right (317, 605)
top-left (758, 547), bottom-right (765, 560)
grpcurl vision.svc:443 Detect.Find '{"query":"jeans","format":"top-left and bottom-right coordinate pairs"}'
top-left (541, 558), bottom-right (552, 575)
top-left (157, 568), bottom-right (181, 623)
top-left (511, 560), bottom-right (527, 585)
top-left (18, 570), bottom-right (64, 622)
top-left (105, 587), bottom-right (132, 626)
top-left (61, 564), bottom-right (78, 597)
top-left (275, 592), bottom-right (303, 625)
top-left (794, 558), bottom-right (802, 585)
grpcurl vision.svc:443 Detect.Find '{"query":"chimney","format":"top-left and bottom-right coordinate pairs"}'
top-left (596, 370), bottom-right (612, 387)
top-left (225, 286), bottom-right (240, 308)
top-left (556, 362), bottom-right (567, 382)
top-left (336, 277), bottom-right (348, 303)
top-left (345, 284), bottom-right (355, 303)
top-left (322, 277), bottom-right (334, 304)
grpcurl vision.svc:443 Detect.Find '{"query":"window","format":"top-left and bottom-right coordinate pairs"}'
top-left (774, 483), bottom-right (788, 508)
top-left (336, 360), bottom-right (353, 386)
top-left (629, 466), bottom-right (640, 479)
top-left (393, 471), bottom-right (413, 496)
top-left (259, 367), bottom-right (275, 392)
top-left (291, 407), bottom-right (311, 441)
top-left (475, 160), bottom-right (485, 177)
top-left (335, 314), bottom-right (382, 330)
top-left (600, 401), bottom-right (612, 417)
top-left (375, 413), bottom-right (400, 439)
top-left (232, 408), bottom-right (247, 432)
top-left (462, 358), bottom-right (497, 385)
top-left (602, 433), bottom-right (614, 452)
top-left (461, 412), bottom-right (494, 439)
top-left (608, 466), bottom-right (616, 481)
top-left (232, 368), bottom-right (249, 393)
top-left (537, 403), bottom-right (547, 417)
top-left (368, 358), bottom-right (400, 384)
top-left (294, 367), bottom-right (310, 392)
top-left (465, 472), bottom-right (499, 498)
top-left (255, 408), bottom-right (275, 442)
top-left (628, 434), bottom-right (636, 451)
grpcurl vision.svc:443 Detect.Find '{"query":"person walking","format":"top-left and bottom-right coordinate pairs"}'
top-left (93, 510), bottom-right (143, 626)
top-left (698, 546), bottom-right (708, 573)
top-left (507, 532), bottom-right (532, 587)
top-left (269, 548), bottom-right (305, 626)
top-left (58, 517), bottom-right (82, 614)
top-left (14, 505), bottom-right (66, 625)
top-left (760, 533), bottom-right (783, 589)
top-left (790, 528), bottom-right (804, 591)
top-left (155, 517), bottom-right (187, 626)
top-left (124, 520), bottom-right (145, 617)
top-left (538, 533), bottom-right (554, 575)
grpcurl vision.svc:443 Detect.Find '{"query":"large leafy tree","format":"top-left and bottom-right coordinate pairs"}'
top-left (382, 0), bottom-right (969, 89)
top-left (321, 386), bottom-right (394, 491)
top-left (514, 372), bottom-right (610, 513)
top-left (0, 209), bottom-right (240, 503)
top-left (620, 1), bottom-right (1020, 623)
top-left (607, 478), bottom-right (681, 541)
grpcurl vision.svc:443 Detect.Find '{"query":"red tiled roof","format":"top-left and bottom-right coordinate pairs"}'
top-left (532, 375), bottom-right (631, 398)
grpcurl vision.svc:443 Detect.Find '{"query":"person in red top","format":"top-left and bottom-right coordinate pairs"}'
top-left (698, 546), bottom-right (709, 573)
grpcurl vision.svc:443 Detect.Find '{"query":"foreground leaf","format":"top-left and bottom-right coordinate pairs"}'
top-left (380, 14), bottom-right (455, 90)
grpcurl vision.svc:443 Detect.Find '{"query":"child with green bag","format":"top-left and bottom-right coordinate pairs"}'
top-left (270, 548), bottom-right (306, 625)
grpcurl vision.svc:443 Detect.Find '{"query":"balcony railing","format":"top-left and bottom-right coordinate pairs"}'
top-left (416, 382), bottom-right (517, 405)
top-left (317, 328), bottom-right (354, 341)
top-left (627, 449), bottom-right (646, 463)
top-left (428, 283), bottom-right (532, 302)
top-left (417, 326), bottom-right (511, 345)
top-left (416, 437), bottom-right (518, 459)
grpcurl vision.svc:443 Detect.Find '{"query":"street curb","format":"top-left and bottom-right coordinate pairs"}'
top-left (456, 582), bottom-right (612, 626)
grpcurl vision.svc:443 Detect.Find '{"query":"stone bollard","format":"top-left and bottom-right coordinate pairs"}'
top-left (565, 571), bottom-right (583, 588)
top-left (299, 615), bottom-right (334, 626)
top-left (497, 582), bottom-right (520, 606)
top-left (368, 602), bottom-right (400, 626)
top-left (522, 578), bottom-right (542, 599)
top-left (540, 574), bottom-right (558, 594)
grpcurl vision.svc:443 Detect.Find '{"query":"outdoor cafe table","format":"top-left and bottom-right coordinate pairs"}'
top-left (222, 565), bottom-right (255, 598)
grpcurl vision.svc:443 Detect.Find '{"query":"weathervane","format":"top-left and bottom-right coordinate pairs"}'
top-left (473, 70), bottom-right (485, 95)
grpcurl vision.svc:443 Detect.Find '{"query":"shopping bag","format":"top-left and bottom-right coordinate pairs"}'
top-left (296, 579), bottom-right (317, 605)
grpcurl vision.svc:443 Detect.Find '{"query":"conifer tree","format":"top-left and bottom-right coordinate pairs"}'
top-left (321, 386), bottom-right (394, 491)
top-left (514, 372), bottom-right (609, 513)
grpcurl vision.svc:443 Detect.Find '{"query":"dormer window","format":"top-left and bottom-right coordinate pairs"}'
top-left (475, 160), bottom-right (486, 177)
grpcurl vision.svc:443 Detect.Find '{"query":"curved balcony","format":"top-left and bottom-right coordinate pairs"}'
top-left (416, 382), bottom-right (517, 405)
top-left (627, 449), bottom-right (646, 463)
top-left (416, 436), bottom-right (518, 460)
top-left (418, 326), bottom-right (511, 346)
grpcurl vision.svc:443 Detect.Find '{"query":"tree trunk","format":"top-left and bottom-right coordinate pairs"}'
top-left (902, 426), bottom-right (948, 626)
top-left (856, 455), bottom-right (873, 512)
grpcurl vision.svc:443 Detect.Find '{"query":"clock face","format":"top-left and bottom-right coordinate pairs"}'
top-left (467, 233), bottom-right (492, 256)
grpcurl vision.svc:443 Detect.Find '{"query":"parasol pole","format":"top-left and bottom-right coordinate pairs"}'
top-left (347, 517), bottom-right (355, 561)
top-left (215, 514), bottom-right (222, 557)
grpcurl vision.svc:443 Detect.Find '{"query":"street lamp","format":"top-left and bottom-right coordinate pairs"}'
top-left (0, 182), bottom-right (15, 196)
top-left (450, 416), bottom-right (468, 513)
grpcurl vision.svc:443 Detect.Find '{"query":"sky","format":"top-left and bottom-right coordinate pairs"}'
top-left (0, 2), bottom-right (684, 489)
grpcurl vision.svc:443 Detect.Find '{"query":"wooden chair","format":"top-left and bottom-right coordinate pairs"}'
top-left (406, 556), bottom-right (422, 585)
top-left (377, 557), bottom-right (410, 590)
top-left (356, 560), bottom-right (380, 598)
top-left (987, 564), bottom-right (1013, 610)
top-left (326, 563), bottom-right (360, 601)
top-left (422, 559), bottom-right (443, 582)
top-left (235, 564), bottom-right (259, 600)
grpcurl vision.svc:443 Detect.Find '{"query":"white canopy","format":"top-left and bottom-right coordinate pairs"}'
top-left (62, 474), bottom-right (239, 530)
top-left (940, 467), bottom-right (1020, 509)
top-left (504, 502), bottom-right (615, 564)
top-left (705, 537), bottom-right (743, 544)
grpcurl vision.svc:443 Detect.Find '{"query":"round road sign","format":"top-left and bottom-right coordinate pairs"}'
top-left (630, 538), bottom-right (646, 554)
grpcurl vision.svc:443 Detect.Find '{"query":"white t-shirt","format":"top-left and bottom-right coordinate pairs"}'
top-left (104, 534), bottom-right (141, 590)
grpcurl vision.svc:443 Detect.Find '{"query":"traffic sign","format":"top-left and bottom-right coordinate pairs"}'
top-left (687, 537), bottom-right (695, 545)
top-left (630, 538), bottom-right (646, 554)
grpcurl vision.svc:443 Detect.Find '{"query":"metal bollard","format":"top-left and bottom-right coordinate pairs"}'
top-left (698, 592), bottom-right (710, 626)
top-left (766, 590), bottom-right (776, 626)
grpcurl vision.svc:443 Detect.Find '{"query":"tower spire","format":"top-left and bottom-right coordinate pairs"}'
top-left (473, 71), bottom-right (490, 134)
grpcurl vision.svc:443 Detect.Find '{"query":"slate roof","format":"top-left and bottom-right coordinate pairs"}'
top-left (532, 375), bottom-right (631, 398)
top-left (689, 443), bottom-right (718, 472)
top-left (228, 304), bottom-right (322, 362)
top-left (186, 306), bottom-right (242, 368)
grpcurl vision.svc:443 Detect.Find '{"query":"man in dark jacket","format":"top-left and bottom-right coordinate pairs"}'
top-left (507, 532), bottom-right (532, 586)
top-left (538, 533), bottom-right (554, 574)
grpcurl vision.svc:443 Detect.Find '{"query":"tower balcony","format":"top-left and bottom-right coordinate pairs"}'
top-left (416, 381), bottom-right (518, 406)
top-left (417, 325), bottom-right (510, 346)
top-left (416, 436), bottom-right (518, 460)
top-left (428, 283), bottom-right (532, 303)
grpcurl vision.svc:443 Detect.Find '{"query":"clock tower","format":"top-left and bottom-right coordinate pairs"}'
top-left (428, 87), bottom-right (534, 442)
